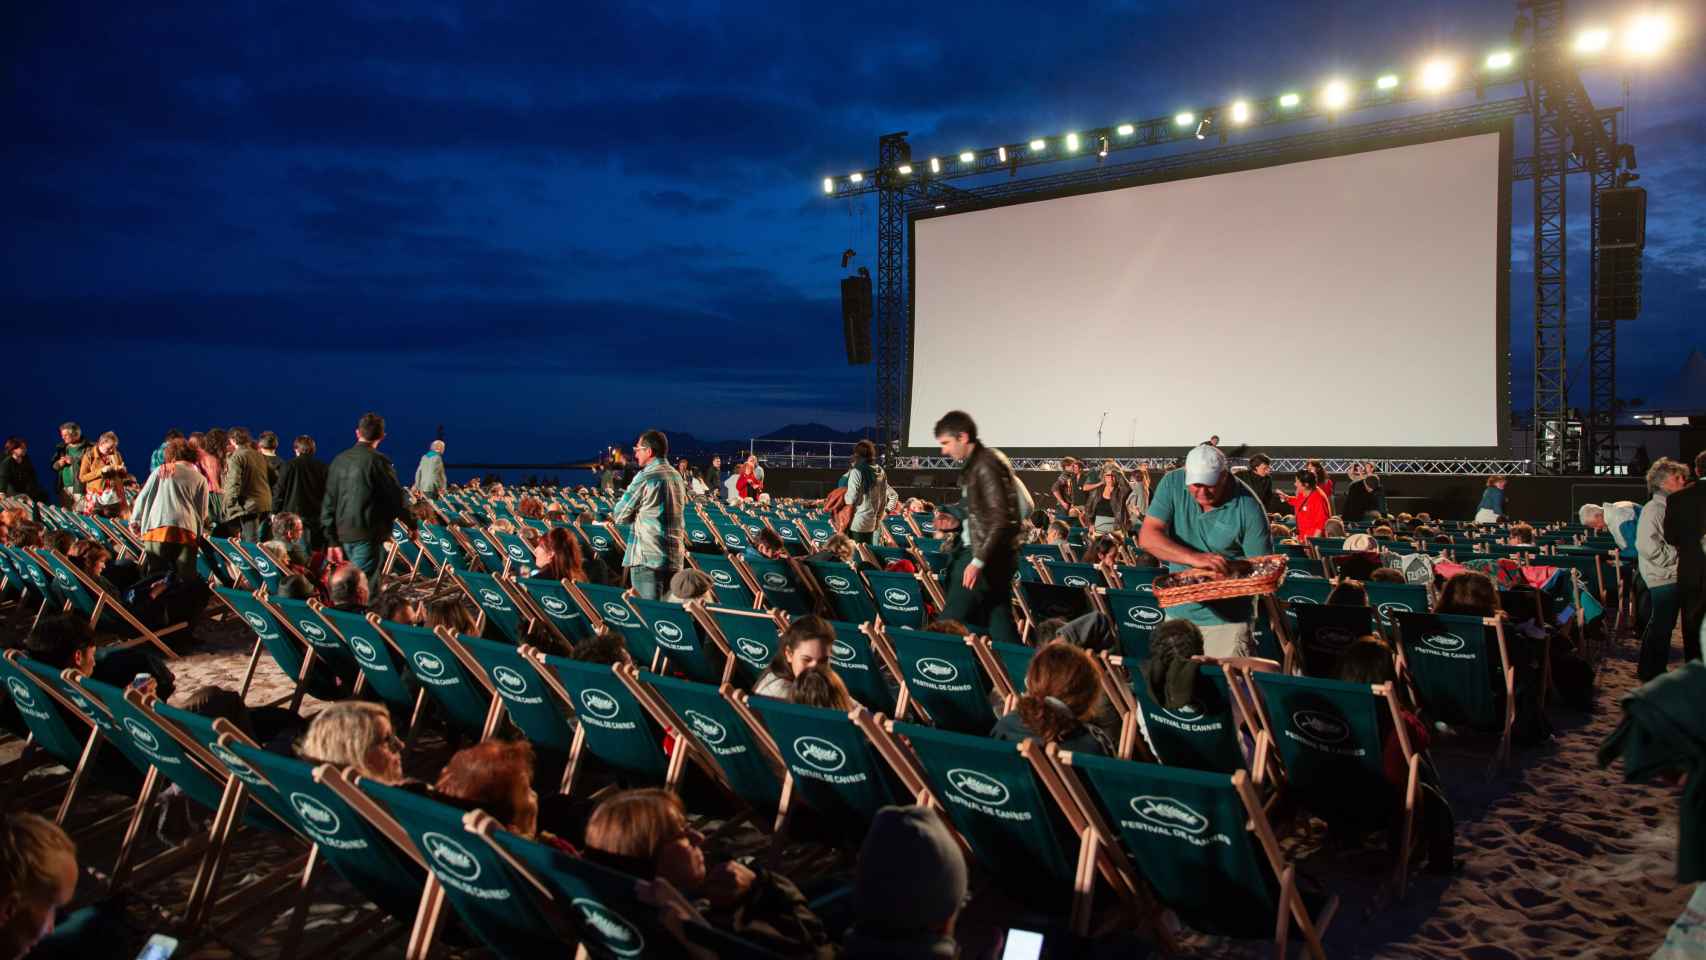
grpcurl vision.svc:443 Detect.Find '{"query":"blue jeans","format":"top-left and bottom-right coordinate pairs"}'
top-left (629, 564), bottom-right (676, 601)
top-left (1638, 582), bottom-right (1681, 682)
top-left (342, 539), bottom-right (383, 582)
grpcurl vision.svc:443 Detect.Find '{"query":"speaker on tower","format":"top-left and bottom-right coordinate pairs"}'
top-left (841, 270), bottom-right (872, 364)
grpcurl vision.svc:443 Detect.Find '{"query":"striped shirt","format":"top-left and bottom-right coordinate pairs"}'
top-left (610, 460), bottom-right (687, 570)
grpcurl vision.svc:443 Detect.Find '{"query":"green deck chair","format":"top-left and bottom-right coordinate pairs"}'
top-left (572, 582), bottom-right (661, 668)
top-left (740, 699), bottom-right (910, 845)
top-left (512, 576), bottom-right (594, 647)
top-left (698, 606), bottom-right (782, 688)
top-left (1103, 588), bottom-right (1166, 661)
top-left (1040, 560), bottom-right (1108, 590)
top-left (884, 627), bottom-right (997, 733)
top-left (230, 540), bottom-right (283, 595)
top-left (319, 608), bottom-right (421, 719)
top-left (459, 634), bottom-right (576, 760)
top-left (864, 569), bottom-right (927, 628)
top-left (489, 529), bottom-right (536, 572)
top-left (638, 673), bottom-right (785, 814)
top-left (630, 597), bottom-right (728, 685)
top-left (1363, 581), bottom-right (1429, 630)
top-left (205, 537), bottom-right (260, 589)
top-left (1392, 611), bottom-right (1515, 761)
top-left (710, 518), bottom-right (751, 552)
top-left (685, 511), bottom-right (719, 551)
top-left (0, 652), bottom-right (106, 822)
top-left (824, 620), bottom-right (897, 714)
top-left (455, 569), bottom-right (526, 645)
top-left (212, 586), bottom-right (340, 706)
top-left (530, 653), bottom-right (669, 790)
top-left (15, 655), bottom-right (155, 782)
top-left (881, 515), bottom-right (915, 544)
top-left (384, 624), bottom-right (499, 740)
top-left (1057, 753), bottom-right (1337, 958)
top-left (1015, 580), bottom-right (1094, 634)
top-left (419, 523), bottom-right (473, 573)
top-left (271, 596), bottom-right (363, 693)
top-left (985, 639), bottom-right (1034, 698)
top-left (1126, 663), bottom-right (1247, 774)
top-left (742, 557), bottom-right (812, 615)
top-left (798, 516), bottom-right (834, 549)
top-left (461, 530), bottom-right (505, 572)
top-left (1292, 604), bottom-right (1375, 679)
top-left (690, 553), bottom-right (757, 608)
top-left (224, 742), bottom-right (430, 930)
top-left (803, 559), bottom-right (878, 624)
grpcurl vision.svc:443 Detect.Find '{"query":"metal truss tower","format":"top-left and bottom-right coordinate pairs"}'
top-left (1527, 0), bottom-right (1573, 473)
top-left (874, 133), bottom-right (909, 448)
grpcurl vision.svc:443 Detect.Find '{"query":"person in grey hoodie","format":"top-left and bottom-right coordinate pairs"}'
top-left (1638, 457), bottom-right (1691, 682)
top-left (414, 440), bottom-right (447, 498)
top-left (129, 438), bottom-right (209, 581)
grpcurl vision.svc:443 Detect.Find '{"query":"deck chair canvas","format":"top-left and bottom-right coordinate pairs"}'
top-left (694, 605), bottom-right (785, 689)
top-left (636, 673), bottom-right (785, 813)
top-left (32, 548), bottom-right (186, 658)
top-left (453, 569), bottom-right (528, 645)
top-left (684, 511), bottom-right (720, 551)
top-left (457, 634), bottom-right (577, 759)
top-left (383, 623), bottom-right (501, 740)
top-left (1038, 560), bottom-right (1109, 590)
top-left (570, 582), bottom-right (663, 668)
top-left (510, 576), bottom-right (595, 648)
top-left (629, 597), bottom-right (729, 685)
top-left (319, 608), bottom-right (422, 722)
top-left (1054, 752), bottom-right (1337, 959)
top-left (0, 652), bottom-right (105, 824)
top-left (825, 620), bottom-right (899, 715)
top-left (738, 699), bottom-right (911, 845)
top-left (1363, 581), bottom-right (1430, 631)
top-left (211, 586), bottom-right (336, 710)
top-left (863, 569), bottom-right (928, 629)
top-left (1014, 580), bottom-right (1095, 641)
top-left (1122, 662), bottom-right (1249, 775)
top-left (803, 559), bottom-right (879, 624)
top-left (1392, 611), bottom-right (1516, 762)
top-left (1102, 588), bottom-right (1167, 661)
top-left (228, 540), bottom-right (283, 595)
top-left (271, 596), bottom-right (364, 696)
top-left (741, 557), bottom-right (813, 616)
top-left (526, 652), bottom-right (670, 791)
top-left (1292, 603), bottom-right (1375, 679)
top-left (687, 552), bottom-right (758, 609)
top-left (881, 626), bottom-right (997, 734)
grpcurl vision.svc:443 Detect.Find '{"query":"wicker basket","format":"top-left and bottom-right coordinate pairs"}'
top-left (1151, 554), bottom-right (1289, 608)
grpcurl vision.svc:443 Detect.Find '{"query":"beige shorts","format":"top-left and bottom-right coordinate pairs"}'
top-left (1196, 621), bottom-right (1254, 659)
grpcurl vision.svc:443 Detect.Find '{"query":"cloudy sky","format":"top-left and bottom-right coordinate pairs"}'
top-left (3, 1), bottom-right (1700, 468)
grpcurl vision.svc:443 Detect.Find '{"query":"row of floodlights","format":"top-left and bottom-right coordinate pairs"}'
top-left (822, 13), bottom-right (1676, 194)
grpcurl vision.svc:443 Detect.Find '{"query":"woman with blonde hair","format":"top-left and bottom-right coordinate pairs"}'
top-left (78, 431), bottom-right (129, 517)
top-left (295, 701), bottom-right (406, 784)
top-left (1079, 460), bottom-right (1130, 535)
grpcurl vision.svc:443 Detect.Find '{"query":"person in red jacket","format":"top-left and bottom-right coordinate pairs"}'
top-left (1286, 471), bottom-right (1331, 541)
top-left (735, 458), bottom-right (764, 500)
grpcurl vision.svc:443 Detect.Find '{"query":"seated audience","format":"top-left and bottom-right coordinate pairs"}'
top-left (278, 574), bottom-right (316, 599)
top-left (1322, 517), bottom-right (1347, 540)
top-left (844, 805), bottom-right (966, 960)
top-left (570, 628), bottom-right (633, 666)
top-left (583, 788), bottom-right (831, 958)
top-left (1334, 532), bottom-right (1383, 580)
top-left (424, 596), bottom-right (477, 636)
top-left (1326, 578), bottom-right (1370, 608)
top-left (744, 528), bottom-right (788, 561)
top-left (370, 589), bottom-right (422, 626)
top-left (25, 613), bottom-right (174, 702)
top-left (433, 740), bottom-right (573, 851)
top-left (665, 569), bottom-right (713, 605)
top-left (326, 563), bottom-right (369, 612)
top-left (0, 813), bottom-right (80, 960)
top-left (921, 618), bottom-right (970, 638)
top-left (1434, 571), bottom-right (1500, 618)
top-left (295, 701), bottom-right (406, 785)
top-left (181, 684), bottom-right (300, 754)
top-left (1368, 567), bottom-right (1407, 584)
top-left (1506, 522), bottom-right (1536, 546)
top-left (990, 643), bottom-right (1113, 754)
top-left (753, 616), bottom-right (833, 700)
top-left (790, 668), bottom-right (855, 711)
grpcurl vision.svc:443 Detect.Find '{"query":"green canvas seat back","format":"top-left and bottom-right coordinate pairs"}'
top-left (691, 554), bottom-right (756, 609)
top-left (360, 780), bottom-right (564, 958)
top-left (387, 624), bottom-right (493, 738)
top-left (535, 655), bottom-right (669, 783)
top-left (462, 532), bottom-right (503, 572)
top-left (825, 621), bottom-right (896, 714)
top-left (0, 655), bottom-right (89, 767)
top-left (492, 530), bottom-right (535, 572)
top-left (153, 702), bottom-right (296, 831)
top-left (642, 673), bottom-right (783, 811)
top-left (1104, 588), bottom-right (1166, 661)
top-left (1293, 604), bottom-right (1375, 679)
top-left (865, 570), bottom-right (926, 628)
top-left (419, 523), bottom-right (471, 571)
top-left (881, 516), bottom-right (914, 544)
top-left (1115, 566), bottom-right (1164, 593)
top-left (704, 608), bottom-right (778, 688)
top-left (1279, 542), bottom-right (1312, 563)
top-left (17, 657), bottom-right (153, 774)
top-left (4, 547), bottom-right (53, 603)
top-left (630, 598), bottom-right (725, 685)
top-left (1067, 753), bottom-right (1279, 940)
top-left (224, 741), bottom-right (428, 925)
top-left (584, 524), bottom-right (623, 570)
top-left (989, 641), bottom-right (1034, 695)
top-left (911, 512), bottom-right (937, 538)
top-left (886, 629), bottom-right (995, 734)
top-left (866, 544), bottom-right (909, 567)
top-left (891, 722), bottom-right (1077, 908)
top-left (514, 577), bottom-right (594, 644)
top-left (36, 551), bottom-right (99, 621)
top-left (574, 583), bottom-right (660, 667)
top-left (234, 541), bottom-right (283, 594)
top-left (208, 539), bottom-right (259, 588)
top-left (918, 548), bottom-right (953, 584)
top-left (320, 608), bottom-right (418, 710)
top-left (1128, 665), bottom-right (1245, 774)
top-left (798, 517), bottom-right (834, 549)
top-left (1362, 581), bottom-right (1428, 628)
top-left (684, 513), bottom-right (719, 551)
top-left (1393, 612), bottom-right (1504, 730)
top-left (1017, 580), bottom-right (1093, 624)
top-left (1043, 561), bottom-right (1107, 590)
top-left (216, 586), bottom-right (311, 689)
top-left (804, 560), bottom-right (877, 624)
top-left (1248, 672), bottom-right (1391, 830)
top-left (770, 519), bottom-right (808, 556)
top-left (1547, 553), bottom-right (1606, 601)
top-left (1020, 544), bottom-right (1065, 563)
top-left (744, 558), bottom-right (812, 615)
top-left (745, 698), bottom-right (907, 839)
top-left (710, 518), bottom-right (751, 553)
top-left (1278, 576), bottom-right (1333, 607)
top-left (271, 597), bottom-right (361, 684)
top-left (458, 634), bottom-right (575, 755)
top-left (389, 524), bottom-right (431, 574)
top-left (458, 570), bottom-right (524, 644)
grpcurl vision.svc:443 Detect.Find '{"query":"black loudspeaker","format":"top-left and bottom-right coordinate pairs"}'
top-left (841, 274), bottom-right (872, 364)
top-left (1597, 246), bottom-right (1643, 321)
top-left (1600, 187), bottom-right (1647, 249)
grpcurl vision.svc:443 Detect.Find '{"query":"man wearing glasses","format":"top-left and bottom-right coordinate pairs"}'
top-left (611, 430), bottom-right (688, 600)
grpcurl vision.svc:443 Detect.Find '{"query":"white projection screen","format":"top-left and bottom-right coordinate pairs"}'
top-left (906, 127), bottom-right (1510, 454)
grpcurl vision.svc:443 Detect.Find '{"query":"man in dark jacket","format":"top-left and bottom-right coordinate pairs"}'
top-left (934, 410), bottom-right (1024, 645)
top-left (0, 437), bottom-right (47, 502)
top-left (49, 422), bottom-right (89, 508)
top-left (274, 435), bottom-right (329, 552)
top-left (1240, 452), bottom-right (1281, 514)
top-left (1663, 450), bottom-right (1706, 665)
top-left (221, 427), bottom-right (274, 541)
top-left (321, 412), bottom-right (411, 582)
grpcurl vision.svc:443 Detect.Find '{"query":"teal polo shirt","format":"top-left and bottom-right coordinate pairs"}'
top-left (1146, 469), bottom-right (1274, 625)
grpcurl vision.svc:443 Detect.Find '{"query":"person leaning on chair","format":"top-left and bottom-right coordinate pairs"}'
top-left (609, 429), bottom-right (687, 601)
top-left (321, 412), bottom-right (412, 582)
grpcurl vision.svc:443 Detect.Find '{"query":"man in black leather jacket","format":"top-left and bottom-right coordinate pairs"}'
top-left (933, 410), bottom-right (1024, 645)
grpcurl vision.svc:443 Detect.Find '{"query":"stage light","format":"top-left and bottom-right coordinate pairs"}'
top-left (998, 145), bottom-right (1008, 162)
top-left (1174, 111), bottom-right (1194, 126)
top-left (959, 150), bottom-right (975, 163)
top-left (849, 171), bottom-right (863, 183)
top-left (1279, 92), bottom-right (1301, 108)
top-left (1624, 13), bottom-right (1672, 57)
top-left (934, 204), bottom-right (945, 210)
top-left (1321, 80), bottom-right (1350, 110)
top-left (1097, 136), bottom-right (1109, 158)
top-left (1230, 100), bottom-right (1250, 123)
top-left (1065, 132), bottom-right (1080, 151)
top-left (822, 177), bottom-right (834, 194)
top-left (929, 156), bottom-right (940, 172)
top-left (1194, 118), bottom-right (1209, 140)
top-left (1486, 50), bottom-right (1514, 69)
top-left (1420, 59), bottom-right (1455, 91)
top-left (1377, 73), bottom-right (1399, 90)
top-left (1029, 138), bottom-right (1046, 152)
top-left (1574, 26), bottom-right (1611, 53)
top-left (1116, 123), bottom-right (1135, 136)
top-left (896, 164), bottom-right (912, 175)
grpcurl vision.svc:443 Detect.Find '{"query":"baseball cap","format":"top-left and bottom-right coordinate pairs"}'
top-left (1184, 443), bottom-right (1228, 486)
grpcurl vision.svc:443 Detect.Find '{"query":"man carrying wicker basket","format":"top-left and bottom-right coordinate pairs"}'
top-left (1138, 443), bottom-right (1275, 658)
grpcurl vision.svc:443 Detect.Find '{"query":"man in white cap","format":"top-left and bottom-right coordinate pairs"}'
top-left (1138, 443), bottom-right (1274, 657)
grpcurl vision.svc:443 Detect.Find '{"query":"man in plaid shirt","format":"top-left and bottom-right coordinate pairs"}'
top-left (610, 429), bottom-right (687, 599)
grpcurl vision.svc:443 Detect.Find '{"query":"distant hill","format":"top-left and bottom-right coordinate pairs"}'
top-left (590, 422), bottom-right (875, 463)
top-left (756, 423), bottom-right (878, 443)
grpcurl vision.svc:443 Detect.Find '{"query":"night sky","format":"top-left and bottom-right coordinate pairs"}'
top-left (3, 2), bottom-right (1701, 475)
